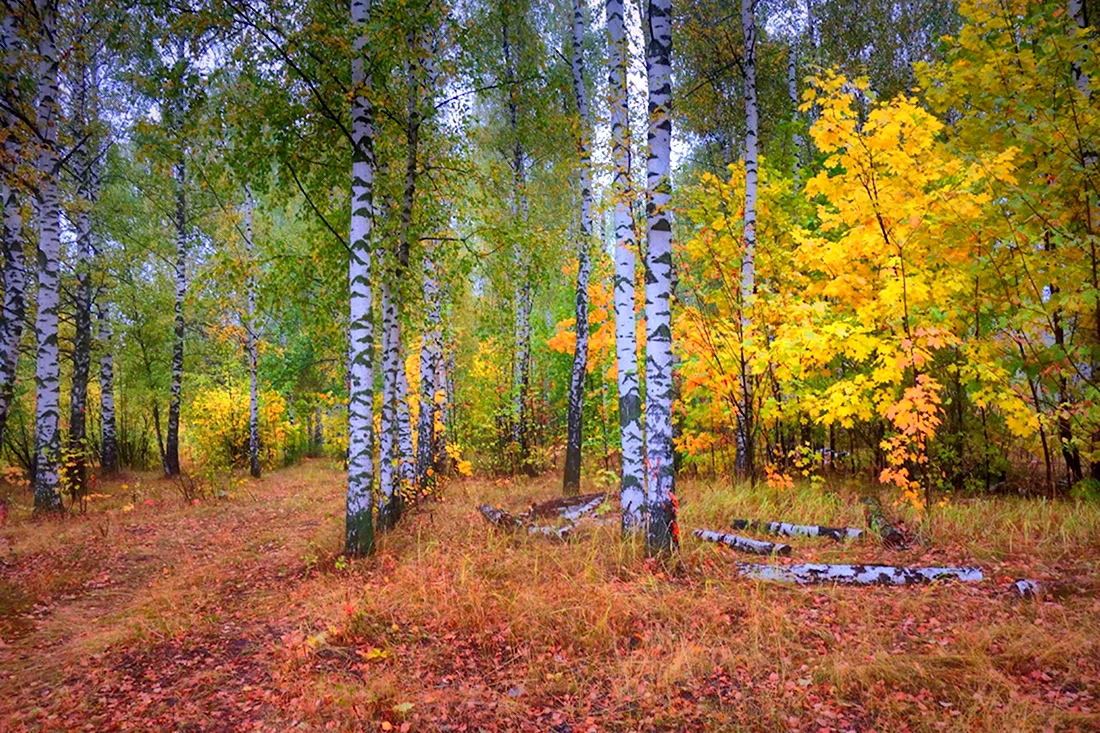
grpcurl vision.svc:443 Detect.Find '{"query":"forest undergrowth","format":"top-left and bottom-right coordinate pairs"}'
top-left (2, 462), bottom-right (1099, 732)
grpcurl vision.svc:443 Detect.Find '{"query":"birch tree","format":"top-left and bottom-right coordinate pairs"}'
top-left (66, 32), bottom-right (103, 499)
top-left (98, 305), bottom-right (118, 473)
top-left (346, 0), bottom-right (378, 555)
top-left (0, 7), bottom-right (27, 451)
top-left (32, 0), bottom-right (63, 512)
top-left (643, 0), bottom-right (677, 553)
top-left (501, 6), bottom-right (533, 465)
top-left (607, 0), bottom-right (645, 531)
top-left (563, 0), bottom-right (592, 495)
top-left (244, 183), bottom-right (260, 478)
top-left (735, 0), bottom-right (758, 479)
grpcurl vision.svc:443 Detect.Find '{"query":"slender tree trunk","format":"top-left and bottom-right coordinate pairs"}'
top-left (607, 0), bottom-right (645, 531)
top-left (165, 154), bottom-right (186, 476)
top-left (346, 0), bottom-right (377, 555)
top-left (395, 351), bottom-right (416, 489)
top-left (735, 0), bottom-right (759, 482)
top-left (502, 14), bottom-right (533, 464)
top-left (32, 0), bottom-right (63, 513)
top-left (98, 306), bottom-right (118, 473)
top-left (788, 40), bottom-right (803, 178)
top-left (563, 0), bottom-right (592, 495)
top-left (644, 0), bottom-right (677, 554)
top-left (0, 10), bottom-right (26, 451)
top-left (378, 280), bottom-right (399, 528)
top-left (417, 244), bottom-right (444, 484)
top-left (68, 145), bottom-right (96, 500)
top-left (244, 184), bottom-right (261, 478)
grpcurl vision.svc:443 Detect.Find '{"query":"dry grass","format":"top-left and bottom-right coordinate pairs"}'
top-left (1, 462), bottom-right (1099, 731)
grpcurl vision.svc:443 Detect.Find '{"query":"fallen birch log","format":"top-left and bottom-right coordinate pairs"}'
top-left (522, 493), bottom-right (605, 522)
top-left (737, 562), bottom-right (983, 586)
top-left (1013, 579), bottom-right (1043, 598)
top-left (693, 529), bottom-right (792, 556)
top-left (731, 519), bottom-right (862, 541)
top-left (478, 505), bottom-right (573, 540)
top-left (860, 496), bottom-right (908, 549)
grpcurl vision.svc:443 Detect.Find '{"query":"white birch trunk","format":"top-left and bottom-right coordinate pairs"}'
top-left (1069, 0), bottom-right (1090, 96)
top-left (378, 279), bottom-right (399, 528)
top-left (417, 245), bottom-right (443, 484)
top-left (165, 154), bottom-right (185, 477)
top-left (244, 183), bottom-right (261, 478)
top-left (31, 0), bottom-right (63, 512)
top-left (731, 519), bottom-right (863, 541)
top-left (502, 16), bottom-right (532, 459)
top-left (395, 346), bottom-right (416, 491)
top-left (346, 0), bottom-right (377, 555)
top-left (607, 0), bottom-right (645, 532)
top-left (788, 41), bottom-right (804, 177)
top-left (97, 305), bottom-right (118, 473)
top-left (564, 0), bottom-right (592, 495)
top-left (0, 10), bottom-right (26, 450)
top-left (643, 0), bottom-right (677, 553)
top-left (735, 0), bottom-right (759, 479)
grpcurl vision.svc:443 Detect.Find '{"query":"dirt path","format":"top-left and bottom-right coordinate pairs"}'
top-left (1, 461), bottom-right (346, 731)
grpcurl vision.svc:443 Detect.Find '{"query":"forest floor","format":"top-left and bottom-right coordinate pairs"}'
top-left (1, 461), bottom-right (1100, 732)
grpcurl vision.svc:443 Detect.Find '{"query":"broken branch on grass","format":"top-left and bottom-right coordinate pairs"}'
top-left (693, 529), bottom-right (792, 556)
top-left (731, 519), bottom-right (863, 541)
top-left (860, 496), bottom-right (908, 549)
top-left (478, 505), bottom-right (573, 541)
top-left (737, 562), bottom-right (983, 586)
top-left (521, 492), bottom-right (605, 522)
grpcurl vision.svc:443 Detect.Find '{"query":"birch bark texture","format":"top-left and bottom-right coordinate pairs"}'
top-left (736, 0), bottom-right (759, 479)
top-left (607, 0), bottom-right (645, 532)
top-left (644, 0), bottom-right (677, 553)
top-left (244, 184), bottom-right (260, 478)
top-left (0, 10), bottom-right (26, 451)
top-left (563, 0), bottom-right (592, 495)
top-left (165, 154), bottom-right (186, 476)
top-left (98, 306), bottom-right (118, 473)
top-left (346, 0), bottom-right (378, 555)
top-left (32, 0), bottom-right (63, 512)
top-left (502, 13), bottom-right (533, 464)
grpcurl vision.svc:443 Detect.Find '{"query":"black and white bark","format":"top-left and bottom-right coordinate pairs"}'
top-left (693, 529), bottom-right (791, 556)
top-left (644, 0), bottom-right (677, 553)
top-left (165, 154), bottom-right (186, 476)
top-left (479, 504), bottom-right (574, 541)
top-left (737, 562), bottom-right (983, 586)
top-left (417, 242), bottom-right (443, 485)
top-left (735, 0), bottom-right (759, 479)
top-left (244, 183), bottom-right (260, 478)
top-left (378, 278), bottom-right (400, 528)
top-left (0, 9), bottom-right (27, 450)
top-left (67, 48), bottom-right (101, 500)
top-left (607, 0), bottom-right (645, 532)
top-left (502, 13), bottom-right (533, 461)
top-left (97, 305), bottom-right (117, 473)
top-left (563, 0), bottom-right (592, 495)
top-left (731, 519), bottom-right (863, 541)
top-left (346, 0), bottom-right (377, 555)
top-left (31, 0), bottom-right (63, 512)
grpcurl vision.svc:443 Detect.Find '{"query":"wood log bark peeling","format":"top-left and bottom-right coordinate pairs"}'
top-left (478, 505), bottom-right (573, 541)
top-left (522, 493), bottom-right (605, 521)
top-left (737, 562), bottom-right (983, 586)
top-left (731, 519), bottom-right (863, 541)
top-left (693, 529), bottom-right (792, 556)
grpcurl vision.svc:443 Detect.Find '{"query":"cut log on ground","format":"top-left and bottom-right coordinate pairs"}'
top-left (522, 492), bottom-right (605, 522)
top-left (737, 562), bottom-right (983, 586)
top-left (1013, 579), bottom-right (1043, 598)
top-left (478, 505), bottom-right (573, 540)
top-left (860, 496), bottom-right (907, 549)
top-left (693, 529), bottom-right (792, 556)
top-left (731, 519), bottom-right (862, 541)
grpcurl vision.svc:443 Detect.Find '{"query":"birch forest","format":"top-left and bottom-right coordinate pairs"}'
top-left (2, 0), bottom-right (1100, 729)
